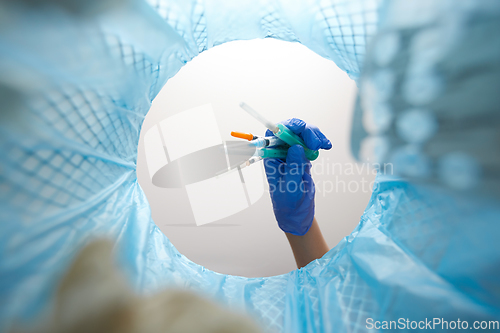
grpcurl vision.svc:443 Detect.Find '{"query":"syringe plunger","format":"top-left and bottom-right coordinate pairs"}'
top-left (239, 102), bottom-right (278, 133)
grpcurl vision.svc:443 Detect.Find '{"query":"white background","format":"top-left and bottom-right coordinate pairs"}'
top-left (137, 38), bottom-right (375, 277)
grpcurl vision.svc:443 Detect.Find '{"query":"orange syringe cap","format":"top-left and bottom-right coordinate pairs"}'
top-left (231, 131), bottom-right (254, 141)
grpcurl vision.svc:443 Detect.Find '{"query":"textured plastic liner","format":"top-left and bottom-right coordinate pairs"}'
top-left (1, 0), bottom-right (499, 332)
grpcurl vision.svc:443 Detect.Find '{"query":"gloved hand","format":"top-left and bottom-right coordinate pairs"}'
top-left (264, 118), bottom-right (332, 236)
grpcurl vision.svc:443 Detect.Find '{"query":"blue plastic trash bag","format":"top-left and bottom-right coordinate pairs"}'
top-left (351, 0), bottom-right (500, 199)
top-left (1, 0), bottom-right (499, 332)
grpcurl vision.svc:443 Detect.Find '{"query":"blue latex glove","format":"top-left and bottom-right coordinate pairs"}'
top-left (264, 118), bottom-right (332, 236)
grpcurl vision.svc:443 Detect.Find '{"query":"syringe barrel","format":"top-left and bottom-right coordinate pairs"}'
top-left (250, 136), bottom-right (286, 148)
top-left (265, 136), bottom-right (286, 147)
top-left (274, 123), bottom-right (319, 161)
top-left (257, 148), bottom-right (288, 159)
top-left (250, 137), bottom-right (267, 148)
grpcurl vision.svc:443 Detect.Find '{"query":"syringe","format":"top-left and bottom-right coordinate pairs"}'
top-left (221, 145), bottom-right (287, 175)
top-left (237, 147), bottom-right (288, 170)
top-left (226, 140), bottom-right (288, 159)
top-left (239, 102), bottom-right (320, 161)
top-left (230, 131), bottom-right (286, 148)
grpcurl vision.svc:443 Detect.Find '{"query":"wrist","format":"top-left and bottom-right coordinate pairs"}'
top-left (285, 218), bottom-right (329, 268)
